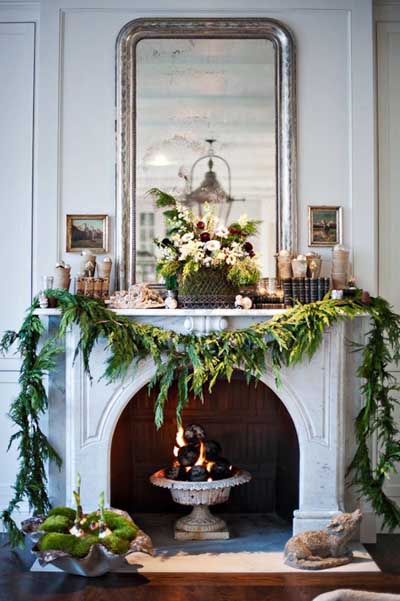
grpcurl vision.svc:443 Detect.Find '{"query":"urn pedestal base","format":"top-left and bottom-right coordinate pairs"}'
top-left (174, 504), bottom-right (230, 540)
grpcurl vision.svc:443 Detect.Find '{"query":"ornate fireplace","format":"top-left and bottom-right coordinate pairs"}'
top-left (43, 308), bottom-right (370, 538)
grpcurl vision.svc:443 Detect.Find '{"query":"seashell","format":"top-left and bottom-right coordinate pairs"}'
top-left (241, 296), bottom-right (253, 310)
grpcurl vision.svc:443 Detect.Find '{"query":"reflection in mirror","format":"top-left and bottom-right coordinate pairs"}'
top-left (135, 38), bottom-right (276, 283)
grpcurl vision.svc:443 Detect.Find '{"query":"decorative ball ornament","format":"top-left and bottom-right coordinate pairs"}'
top-left (235, 295), bottom-right (252, 310)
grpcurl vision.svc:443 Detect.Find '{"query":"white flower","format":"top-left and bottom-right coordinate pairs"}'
top-left (204, 240), bottom-right (221, 252)
top-left (179, 240), bottom-right (202, 260)
top-left (238, 214), bottom-right (249, 227)
top-left (215, 226), bottom-right (229, 238)
top-left (181, 232), bottom-right (194, 243)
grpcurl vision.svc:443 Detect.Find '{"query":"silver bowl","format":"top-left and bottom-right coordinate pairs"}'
top-left (21, 508), bottom-right (153, 577)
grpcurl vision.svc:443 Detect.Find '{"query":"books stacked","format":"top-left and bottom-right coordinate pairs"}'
top-left (282, 278), bottom-right (331, 307)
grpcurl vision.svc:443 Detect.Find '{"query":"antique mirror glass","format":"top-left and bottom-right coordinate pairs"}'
top-left (116, 19), bottom-right (296, 287)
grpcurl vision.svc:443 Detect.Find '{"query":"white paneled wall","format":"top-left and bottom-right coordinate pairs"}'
top-left (0, 20), bottom-right (35, 334)
top-left (0, 7), bottom-right (38, 524)
top-left (376, 1), bottom-right (400, 527)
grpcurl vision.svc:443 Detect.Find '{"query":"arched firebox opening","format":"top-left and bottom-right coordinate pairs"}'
top-left (111, 370), bottom-right (299, 523)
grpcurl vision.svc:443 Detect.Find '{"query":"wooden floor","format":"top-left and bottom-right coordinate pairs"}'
top-left (1, 536), bottom-right (400, 601)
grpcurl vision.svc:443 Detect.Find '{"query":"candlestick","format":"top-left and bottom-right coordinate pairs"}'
top-left (69, 472), bottom-right (85, 537)
top-left (98, 491), bottom-right (111, 539)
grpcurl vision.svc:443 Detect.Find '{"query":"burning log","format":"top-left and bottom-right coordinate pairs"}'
top-left (183, 423), bottom-right (206, 444)
top-left (204, 440), bottom-right (222, 461)
top-left (177, 444), bottom-right (199, 467)
top-left (187, 466), bottom-right (208, 482)
top-left (165, 466), bottom-right (187, 481)
top-left (209, 458), bottom-right (232, 480)
top-left (167, 423), bottom-right (233, 482)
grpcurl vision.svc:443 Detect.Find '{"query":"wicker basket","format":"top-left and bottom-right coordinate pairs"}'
top-left (178, 267), bottom-right (239, 309)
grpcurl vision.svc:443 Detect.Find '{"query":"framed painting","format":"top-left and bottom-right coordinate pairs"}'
top-left (308, 206), bottom-right (343, 247)
top-left (66, 214), bottom-right (109, 253)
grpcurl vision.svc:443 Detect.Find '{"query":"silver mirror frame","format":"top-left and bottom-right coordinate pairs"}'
top-left (116, 18), bottom-right (297, 289)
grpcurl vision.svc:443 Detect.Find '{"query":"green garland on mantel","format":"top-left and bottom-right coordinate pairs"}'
top-left (1, 289), bottom-right (400, 545)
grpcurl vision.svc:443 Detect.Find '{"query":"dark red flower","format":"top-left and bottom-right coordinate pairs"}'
top-left (200, 232), bottom-right (210, 243)
top-left (243, 241), bottom-right (253, 252)
top-left (196, 221), bottom-right (206, 230)
top-left (249, 250), bottom-right (256, 258)
top-left (229, 227), bottom-right (241, 235)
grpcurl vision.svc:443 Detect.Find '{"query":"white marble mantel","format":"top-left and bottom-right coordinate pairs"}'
top-left (35, 307), bottom-right (285, 335)
top-left (38, 308), bottom-right (372, 539)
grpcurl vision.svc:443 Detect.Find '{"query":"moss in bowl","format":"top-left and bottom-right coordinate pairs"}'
top-left (36, 507), bottom-right (141, 559)
top-left (40, 515), bottom-right (73, 533)
top-left (38, 533), bottom-right (99, 559)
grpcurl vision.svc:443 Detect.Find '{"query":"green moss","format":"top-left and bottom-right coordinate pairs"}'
top-left (38, 533), bottom-right (98, 558)
top-left (41, 515), bottom-right (72, 533)
top-left (101, 533), bottom-right (130, 555)
top-left (81, 510), bottom-right (138, 540)
top-left (37, 509), bottom-right (138, 557)
top-left (47, 506), bottom-right (76, 522)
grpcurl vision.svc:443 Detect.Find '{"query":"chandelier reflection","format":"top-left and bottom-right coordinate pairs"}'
top-left (184, 139), bottom-right (244, 223)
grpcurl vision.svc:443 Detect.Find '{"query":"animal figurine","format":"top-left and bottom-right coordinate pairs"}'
top-left (283, 510), bottom-right (362, 570)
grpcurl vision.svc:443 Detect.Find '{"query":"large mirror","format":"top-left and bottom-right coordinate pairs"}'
top-left (116, 19), bottom-right (297, 288)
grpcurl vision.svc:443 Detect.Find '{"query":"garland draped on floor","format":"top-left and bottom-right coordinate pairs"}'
top-left (1, 289), bottom-right (400, 545)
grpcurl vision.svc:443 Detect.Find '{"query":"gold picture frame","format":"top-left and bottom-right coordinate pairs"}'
top-left (66, 214), bottom-right (109, 253)
top-left (308, 206), bottom-right (343, 247)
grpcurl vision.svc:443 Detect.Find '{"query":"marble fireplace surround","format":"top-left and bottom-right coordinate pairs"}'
top-left (40, 308), bottom-right (372, 540)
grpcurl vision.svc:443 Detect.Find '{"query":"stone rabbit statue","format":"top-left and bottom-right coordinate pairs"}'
top-left (284, 510), bottom-right (362, 570)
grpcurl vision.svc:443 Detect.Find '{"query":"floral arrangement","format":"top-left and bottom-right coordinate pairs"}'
top-left (150, 189), bottom-right (261, 289)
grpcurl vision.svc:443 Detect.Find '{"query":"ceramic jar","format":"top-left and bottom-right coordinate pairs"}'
top-left (331, 245), bottom-right (350, 289)
top-left (97, 256), bottom-right (112, 280)
top-left (97, 257), bottom-right (112, 298)
top-left (306, 252), bottom-right (322, 279)
top-left (291, 254), bottom-right (307, 278)
top-left (54, 263), bottom-right (71, 291)
top-left (80, 252), bottom-right (96, 277)
top-left (277, 250), bottom-right (293, 280)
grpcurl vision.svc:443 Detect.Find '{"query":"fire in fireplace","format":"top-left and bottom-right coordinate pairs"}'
top-left (165, 423), bottom-right (234, 482)
top-left (111, 372), bottom-right (299, 520)
top-left (150, 422), bottom-right (252, 539)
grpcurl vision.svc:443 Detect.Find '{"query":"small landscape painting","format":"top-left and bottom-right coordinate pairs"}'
top-left (308, 206), bottom-right (342, 247)
top-left (66, 214), bottom-right (109, 253)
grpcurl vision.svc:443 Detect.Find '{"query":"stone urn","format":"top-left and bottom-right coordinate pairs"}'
top-left (150, 468), bottom-right (251, 540)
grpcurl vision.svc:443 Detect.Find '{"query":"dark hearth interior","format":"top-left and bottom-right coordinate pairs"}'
top-left (111, 371), bottom-right (299, 521)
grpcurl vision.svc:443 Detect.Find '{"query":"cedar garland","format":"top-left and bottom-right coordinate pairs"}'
top-left (1, 289), bottom-right (400, 545)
